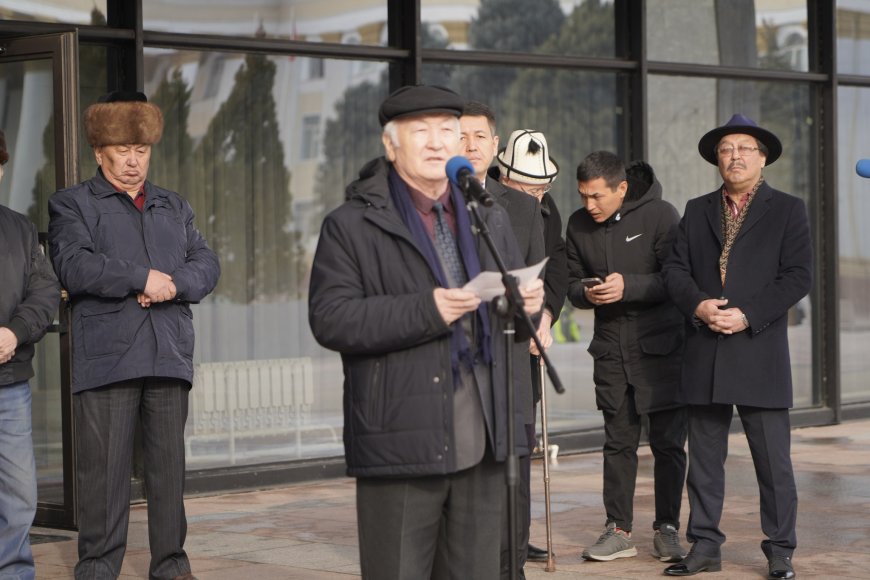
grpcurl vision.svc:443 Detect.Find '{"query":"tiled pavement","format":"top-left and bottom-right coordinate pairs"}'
top-left (32, 419), bottom-right (870, 579)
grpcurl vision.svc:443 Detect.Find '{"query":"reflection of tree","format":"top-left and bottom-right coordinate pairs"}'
top-left (315, 73), bottom-right (387, 220)
top-left (501, 0), bottom-right (616, 217)
top-left (452, 0), bottom-right (564, 114)
top-left (150, 68), bottom-right (193, 201)
top-left (315, 25), bottom-right (449, 220)
top-left (191, 54), bottom-right (301, 302)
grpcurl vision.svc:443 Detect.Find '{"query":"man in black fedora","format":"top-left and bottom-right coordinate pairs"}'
top-left (662, 114), bottom-right (812, 579)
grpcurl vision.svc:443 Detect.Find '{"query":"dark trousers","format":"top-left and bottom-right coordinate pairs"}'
top-left (74, 378), bottom-right (192, 580)
top-left (500, 422), bottom-right (535, 578)
top-left (685, 404), bottom-right (797, 559)
top-left (602, 389), bottom-right (687, 532)
top-left (357, 452), bottom-right (503, 580)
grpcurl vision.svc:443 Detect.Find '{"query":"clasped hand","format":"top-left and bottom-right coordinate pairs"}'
top-left (138, 269), bottom-right (177, 308)
top-left (0, 327), bottom-right (18, 364)
top-left (695, 298), bottom-right (748, 335)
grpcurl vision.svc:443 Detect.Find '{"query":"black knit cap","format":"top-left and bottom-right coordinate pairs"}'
top-left (378, 85), bottom-right (464, 126)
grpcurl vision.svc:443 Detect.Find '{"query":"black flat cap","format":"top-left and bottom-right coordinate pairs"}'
top-left (378, 85), bottom-right (464, 126)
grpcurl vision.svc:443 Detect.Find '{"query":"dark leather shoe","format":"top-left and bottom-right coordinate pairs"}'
top-left (768, 555), bottom-right (795, 579)
top-left (664, 551), bottom-right (722, 576)
top-left (172, 574), bottom-right (198, 580)
top-left (526, 543), bottom-right (551, 562)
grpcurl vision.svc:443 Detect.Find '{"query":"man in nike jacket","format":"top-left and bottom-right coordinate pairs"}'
top-left (565, 151), bottom-right (687, 563)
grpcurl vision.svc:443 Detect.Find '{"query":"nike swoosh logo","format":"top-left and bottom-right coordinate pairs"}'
top-left (625, 234), bottom-right (643, 242)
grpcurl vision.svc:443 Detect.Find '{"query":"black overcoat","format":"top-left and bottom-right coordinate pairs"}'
top-left (309, 158), bottom-right (531, 478)
top-left (663, 182), bottom-right (812, 408)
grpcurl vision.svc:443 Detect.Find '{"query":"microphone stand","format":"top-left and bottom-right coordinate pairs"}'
top-left (462, 194), bottom-right (565, 580)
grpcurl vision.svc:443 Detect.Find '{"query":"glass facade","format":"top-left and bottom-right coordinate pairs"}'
top-left (421, 0), bottom-right (615, 57)
top-left (2, 0), bottom-right (869, 495)
top-left (647, 0), bottom-right (809, 71)
top-left (837, 1), bottom-right (870, 75)
top-left (838, 85), bottom-right (870, 404)
top-left (142, 48), bottom-right (388, 467)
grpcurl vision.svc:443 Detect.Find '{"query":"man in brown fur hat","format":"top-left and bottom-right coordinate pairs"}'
top-left (48, 92), bottom-right (220, 580)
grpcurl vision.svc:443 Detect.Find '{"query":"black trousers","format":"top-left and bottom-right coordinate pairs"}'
top-left (74, 378), bottom-right (192, 580)
top-left (602, 388), bottom-right (688, 532)
top-left (685, 404), bottom-right (797, 559)
top-left (500, 421), bottom-right (535, 578)
top-left (357, 452), bottom-right (504, 580)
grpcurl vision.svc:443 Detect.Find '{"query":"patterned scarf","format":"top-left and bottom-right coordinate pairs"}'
top-left (388, 168), bottom-right (492, 387)
top-left (719, 178), bottom-right (763, 285)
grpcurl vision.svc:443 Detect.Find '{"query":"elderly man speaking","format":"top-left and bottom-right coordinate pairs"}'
top-left (309, 85), bottom-right (544, 580)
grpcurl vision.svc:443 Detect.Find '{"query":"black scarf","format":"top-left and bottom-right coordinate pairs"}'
top-left (388, 168), bottom-right (492, 386)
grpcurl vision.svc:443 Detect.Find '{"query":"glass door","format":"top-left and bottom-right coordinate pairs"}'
top-left (0, 32), bottom-right (80, 528)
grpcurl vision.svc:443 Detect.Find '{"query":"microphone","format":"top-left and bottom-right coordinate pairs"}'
top-left (858, 159), bottom-right (870, 179)
top-left (446, 156), bottom-right (494, 207)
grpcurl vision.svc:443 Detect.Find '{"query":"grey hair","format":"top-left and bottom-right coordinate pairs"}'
top-left (383, 120), bottom-right (400, 148)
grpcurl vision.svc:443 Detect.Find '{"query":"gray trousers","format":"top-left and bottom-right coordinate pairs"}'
top-left (74, 378), bottom-right (192, 580)
top-left (356, 452), bottom-right (504, 580)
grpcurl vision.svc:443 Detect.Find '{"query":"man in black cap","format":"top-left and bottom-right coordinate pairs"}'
top-left (663, 114), bottom-right (812, 579)
top-left (48, 92), bottom-right (220, 580)
top-left (309, 84), bottom-right (545, 579)
top-left (0, 129), bottom-right (61, 580)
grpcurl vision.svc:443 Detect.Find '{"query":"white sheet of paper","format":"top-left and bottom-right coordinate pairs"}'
top-left (462, 257), bottom-right (549, 301)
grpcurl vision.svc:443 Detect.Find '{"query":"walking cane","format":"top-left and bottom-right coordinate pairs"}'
top-left (539, 357), bottom-right (556, 572)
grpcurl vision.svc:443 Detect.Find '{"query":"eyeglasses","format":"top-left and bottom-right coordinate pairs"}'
top-left (717, 145), bottom-right (760, 157)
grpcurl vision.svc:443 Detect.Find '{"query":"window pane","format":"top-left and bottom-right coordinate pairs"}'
top-left (838, 86), bottom-right (870, 403)
top-left (426, 63), bottom-right (626, 433)
top-left (0, 0), bottom-right (107, 25)
top-left (143, 49), bottom-right (388, 468)
top-left (648, 75), bottom-right (815, 406)
top-left (837, 3), bottom-right (870, 75)
top-left (647, 0), bottom-right (809, 72)
top-left (421, 0), bottom-right (615, 57)
top-left (143, 0), bottom-right (387, 45)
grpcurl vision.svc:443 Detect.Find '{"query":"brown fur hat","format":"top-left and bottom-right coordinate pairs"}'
top-left (84, 91), bottom-right (164, 147)
top-left (0, 129), bottom-right (8, 165)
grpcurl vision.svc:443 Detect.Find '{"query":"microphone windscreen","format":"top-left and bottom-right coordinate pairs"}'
top-left (446, 156), bottom-right (474, 186)
top-left (857, 159), bottom-right (870, 178)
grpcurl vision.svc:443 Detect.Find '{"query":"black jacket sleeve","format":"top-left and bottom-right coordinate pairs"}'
top-left (7, 221), bottom-right (60, 345)
top-left (541, 194), bottom-right (568, 322)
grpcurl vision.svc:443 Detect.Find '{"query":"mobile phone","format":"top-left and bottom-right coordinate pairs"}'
top-left (581, 277), bottom-right (603, 288)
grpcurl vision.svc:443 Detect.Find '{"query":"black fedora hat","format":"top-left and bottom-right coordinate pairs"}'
top-left (697, 113), bottom-right (782, 166)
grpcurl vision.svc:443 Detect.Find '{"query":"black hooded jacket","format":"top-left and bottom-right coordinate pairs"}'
top-left (565, 162), bottom-right (684, 414)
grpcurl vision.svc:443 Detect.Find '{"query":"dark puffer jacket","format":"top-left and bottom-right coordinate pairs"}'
top-left (565, 162), bottom-right (684, 414)
top-left (0, 205), bottom-right (60, 387)
top-left (48, 170), bottom-right (220, 393)
top-left (309, 157), bottom-right (530, 478)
